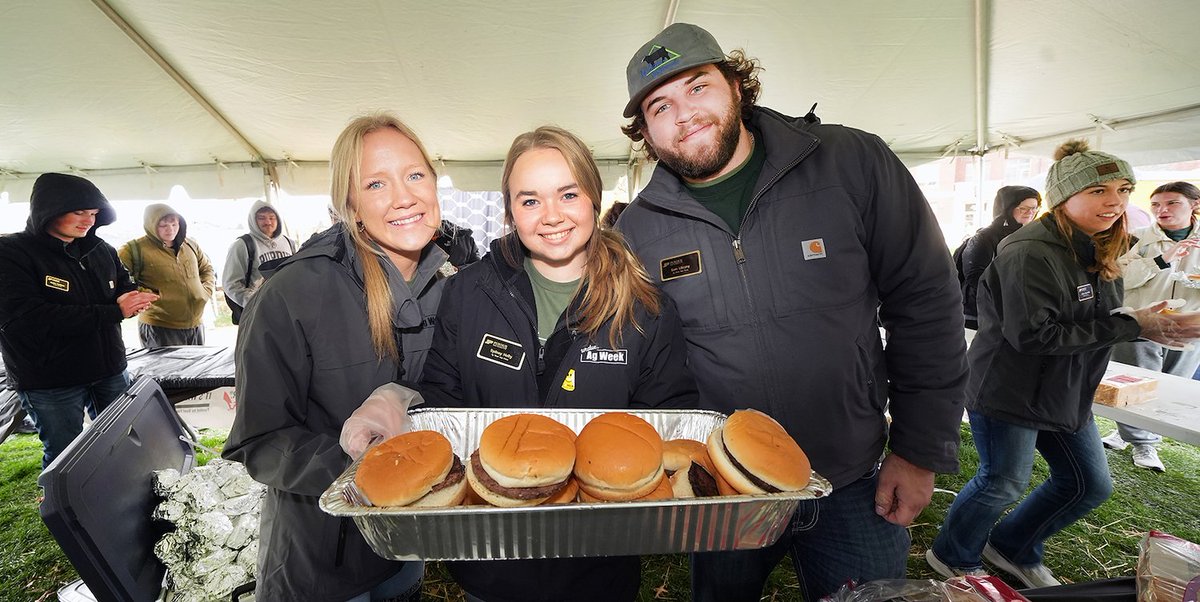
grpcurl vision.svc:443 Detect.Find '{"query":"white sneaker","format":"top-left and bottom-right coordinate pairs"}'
top-left (982, 543), bottom-right (1061, 588)
top-left (1101, 431), bottom-right (1128, 451)
top-left (925, 548), bottom-right (988, 580)
top-left (1131, 444), bottom-right (1165, 472)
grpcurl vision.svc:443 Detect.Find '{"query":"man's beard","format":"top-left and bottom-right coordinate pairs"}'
top-left (649, 102), bottom-right (743, 181)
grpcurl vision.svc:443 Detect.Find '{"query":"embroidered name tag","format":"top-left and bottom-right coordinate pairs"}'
top-left (1077, 283), bottom-right (1094, 301)
top-left (45, 275), bottom-right (70, 292)
top-left (580, 345), bottom-right (628, 365)
top-left (802, 238), bottom-right (827, 260)
top-left (660, 250), bottom-right (702, 281)
top-left (476, 333), bottom-right (525, 370)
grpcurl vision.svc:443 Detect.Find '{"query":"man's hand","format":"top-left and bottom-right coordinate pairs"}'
top-left (117, 290), bottom-right (160, 318)
top-left (874, 452), bottom-right (935, 526)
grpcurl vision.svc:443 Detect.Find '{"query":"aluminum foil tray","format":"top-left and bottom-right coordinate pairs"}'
top-left (319, 407), bottom-right (831, 561)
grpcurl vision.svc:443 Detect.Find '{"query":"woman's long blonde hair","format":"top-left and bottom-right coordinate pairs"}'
top-left (330, 112), bottom-right (438, 360)
top-left (500, 126), bottom-right (659, 347)
top-left (1051, 208), bottom-right (1129, 281)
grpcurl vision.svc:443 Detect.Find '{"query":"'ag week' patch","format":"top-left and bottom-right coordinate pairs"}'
top-left (476, 333), bottom-right (525, 371)
top-left (660, 250), bottom-right (702, 281)
top-left (580, 345), bottom-right (628, 365)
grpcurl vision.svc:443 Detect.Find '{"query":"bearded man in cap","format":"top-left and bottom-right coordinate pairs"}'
top-left (0, 173), bottom-right (158, 467)
top-left (616, 23), bottom-right (968, 601)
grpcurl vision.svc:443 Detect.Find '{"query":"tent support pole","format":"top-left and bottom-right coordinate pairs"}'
top-left (90, 0), bottom-right (277, 195)
top-left (973, 0), bottom-right (989, 155)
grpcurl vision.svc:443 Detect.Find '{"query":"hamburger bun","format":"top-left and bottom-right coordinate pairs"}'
top-left (663, 439), bottom-right (720, 498)
top-left (541, 478), bottom-right (580, 505)
top-left (574, 412), bottom-right (665, 501)
top-left (467, 414), bottom-right (577, 507)
top-left (354, 430), bottom-right (465, 507)
top-left (707, 409), bottom-right (810, 494)
top-left (636, 474), bottom-right (673, 501)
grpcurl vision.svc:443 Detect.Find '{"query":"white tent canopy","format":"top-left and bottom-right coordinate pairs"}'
top-left (3, 0), bottom-right (1199, 202)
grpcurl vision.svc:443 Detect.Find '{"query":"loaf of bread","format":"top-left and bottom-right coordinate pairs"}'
top-left (1094, 373), bottom-right (1158, 407)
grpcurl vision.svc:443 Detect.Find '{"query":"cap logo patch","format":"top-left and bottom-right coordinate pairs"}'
top-left (1095, 162), bottom-right (1119, 176)
top-left (640, 45), bottom-right (680, 78)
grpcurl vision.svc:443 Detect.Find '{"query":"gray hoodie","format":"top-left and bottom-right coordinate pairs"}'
top-left (221, 200), bottom-right (297, 306)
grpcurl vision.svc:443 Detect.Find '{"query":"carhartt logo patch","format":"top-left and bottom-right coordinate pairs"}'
top-left (45, 275), bottom-right (70, 292)
top-left (640, 45), bottom-right (680, 78)
top-left (580, 345), bottom-right (628, 365)
top-left (1095, 162), bottom-right (1119, 176)
top-left (802, 238), bottom-right (827, 260)
top-left (1077, 283), bottom-right (1094, 302)
top-left (476, 333), bottom-right (525, 371)
top-left (660, 250), bottom-right (702, 281)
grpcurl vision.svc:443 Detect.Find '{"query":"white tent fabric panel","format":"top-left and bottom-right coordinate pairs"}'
top-left (0, 163), bottom-right (266, 203)
top-left (2, 0), bottom-right (1200, 200)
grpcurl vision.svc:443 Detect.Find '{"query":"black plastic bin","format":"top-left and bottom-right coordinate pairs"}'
top-left (39, 376), bottom-right (195, 602)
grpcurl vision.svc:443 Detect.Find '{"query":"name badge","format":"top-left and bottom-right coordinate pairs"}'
top-left (660, 250), bottom-right (702, 281)
top-left (1077, 283), bottom-right (1094, 302)
top-left (45, 275), bottom-right (70, 292)
top-left (476, 333), bottom-right (525, 371)
top-left (802, 238), bottom-right (827, 260)
top-left (580, 345), bottom-right (628, 365)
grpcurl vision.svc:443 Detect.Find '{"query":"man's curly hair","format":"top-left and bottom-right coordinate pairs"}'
top-left (620, 49), bottom-right (763, 162)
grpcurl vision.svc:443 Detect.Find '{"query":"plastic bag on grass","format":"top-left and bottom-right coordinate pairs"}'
top-left (822, 576), bottom-right (1029, 602)
top-left (1137, 530), bottom-right (1200, 602)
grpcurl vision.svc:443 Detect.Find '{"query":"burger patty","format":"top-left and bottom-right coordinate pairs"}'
top-left (688, 463), bottom-right (719, 497)
top-left (723, 439), bottom-right (782, 493)
top-left (430, 455), bottom-right (466, 493)
top-left (470, 450), bottom-right (568, 500)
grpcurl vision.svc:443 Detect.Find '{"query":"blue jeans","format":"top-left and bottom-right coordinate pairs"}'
top-left (17, 371), bottom-right (130, 468)
top-left (343, 560), bottom-right (424, 602)
top-left (690, 467), bottom-right (909, 602)
top-left (931, 411), bottom-right (1112, 569)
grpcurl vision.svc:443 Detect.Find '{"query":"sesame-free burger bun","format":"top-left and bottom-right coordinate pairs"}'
top-left (707, 409), bottom-right (810, 494)
top-left (663, 439), bottom-right (714, 474)
top-left (355, 430), bottom-right (461, 507)
top-left (478, 414), bottom-right (576, 488)
top-left (574, 412), bottom-right (664, 501)
top-left (541, 478), bottom-right (580, 505)
top-left (578, 474), bottom-right (672, 503)
top-left (467, 414), bottom-right (577, 507)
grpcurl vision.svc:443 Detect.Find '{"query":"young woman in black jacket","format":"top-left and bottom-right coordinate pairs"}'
top-left (421, 126), bottom-right (698, 602)
top-left (927, 140), bottom-right (1200, 588)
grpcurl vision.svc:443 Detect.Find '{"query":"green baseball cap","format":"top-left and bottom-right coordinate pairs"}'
top-left (623, 23), bottom-right (725, 118)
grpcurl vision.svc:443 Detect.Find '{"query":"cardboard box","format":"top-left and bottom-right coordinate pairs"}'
top-left (1094, 372), bottom-right (1158, 407)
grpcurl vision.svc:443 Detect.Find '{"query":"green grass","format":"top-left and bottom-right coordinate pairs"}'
top-left (1, 418), bottom-right (1197, 601)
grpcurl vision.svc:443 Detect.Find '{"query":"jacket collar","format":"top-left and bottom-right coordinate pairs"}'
top-left (1003, 215), bottom-right (1097, 268)
top-left (635, 106), bottom-right (821, 219)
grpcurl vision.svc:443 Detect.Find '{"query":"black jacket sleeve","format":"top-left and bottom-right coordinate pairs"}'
top-left (419, 273), bottom-right (466, 407)
top-left (861, 134), bottom-right (968, 475)
top-left (960, 235), bottom-right (995, 318)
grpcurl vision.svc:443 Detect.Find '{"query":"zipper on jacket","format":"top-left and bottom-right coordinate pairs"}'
top-left (730, 238), bottom-right (758, 318)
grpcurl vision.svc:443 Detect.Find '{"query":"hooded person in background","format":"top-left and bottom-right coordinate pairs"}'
top-left (960, 186), bottom-right (1042, 328)
top-left (0, 173), bottom-right (157, 467)
top-left (118, 204), bottom-right (215, 348)
top-left (221, 200), bottom-right (297, 321)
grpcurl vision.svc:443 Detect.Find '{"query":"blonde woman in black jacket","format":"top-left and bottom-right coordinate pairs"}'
top-left (927, 141), bottom-right (1200, 588)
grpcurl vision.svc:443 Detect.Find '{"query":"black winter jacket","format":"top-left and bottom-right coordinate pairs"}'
top-left (616, 107), bottom-right (968, 489)
top-left (421, 236), bottom-right (697, 602)
top-left (0, 176), bottom-right (135, 390)
top-left (968, 216), bottom-right (1141, 431)
top-left (961, 186), bottom-right (1041, 323)
top-left (222, 225), bottom-right (447, 601)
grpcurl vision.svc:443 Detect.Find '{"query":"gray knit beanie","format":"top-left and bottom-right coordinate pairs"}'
top-left (1044, 139), bottom-right (1135, 208)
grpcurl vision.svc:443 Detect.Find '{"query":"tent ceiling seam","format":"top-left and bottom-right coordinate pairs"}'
top-left (90, 0), bottom-right (269, 169)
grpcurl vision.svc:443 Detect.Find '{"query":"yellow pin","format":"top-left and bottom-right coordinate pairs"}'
top-left (561, 368), bottom-right (576, 391)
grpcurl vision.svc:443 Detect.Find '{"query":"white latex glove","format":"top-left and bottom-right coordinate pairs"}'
top-left (339, 383), bottom-right (424, 459)
top-left (1118, 300), bottom-right (1200, 350)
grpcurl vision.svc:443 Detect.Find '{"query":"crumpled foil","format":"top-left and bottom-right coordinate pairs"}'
top-left (152, 458), bottom-right (264, 601)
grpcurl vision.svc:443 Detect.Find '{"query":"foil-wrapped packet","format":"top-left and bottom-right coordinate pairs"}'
top-left (218, 492), bottom-right (261, 516)
top-left (191, 512), bottom-right (234, 549)
top-left (153, 468), bottom-right (182, 495)
top-left (188, 547), bottom-right (237, 578)
top-left (236, 541), bottom-right (258, 572)
top-left (225, 513), bottom-right (258, 550)
top-left (152, 500), bottom-right (188, 523)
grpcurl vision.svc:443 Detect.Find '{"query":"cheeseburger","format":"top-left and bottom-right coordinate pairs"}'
top-left (574, 412), bottom-right (665, 501)
top-left (354, 430), bottom-right (467, 507)
top-left (707, 409), bottom-right (811, 494)
top-left (466, 414), bottom-right (577, 507)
